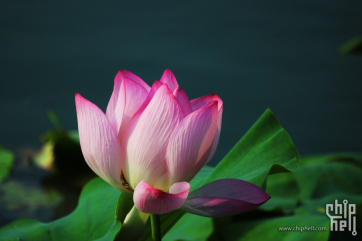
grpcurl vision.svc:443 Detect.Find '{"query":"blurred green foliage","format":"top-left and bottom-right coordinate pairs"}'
top-left (0, 146), bottom-right (14, 185)
top-left (163, 213), bottom-right (213, 241)
top-left (338, 36), bottom-right (362, 55)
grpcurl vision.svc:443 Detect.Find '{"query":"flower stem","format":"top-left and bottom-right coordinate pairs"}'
top-left (150, 214), bottom-right (161, 241)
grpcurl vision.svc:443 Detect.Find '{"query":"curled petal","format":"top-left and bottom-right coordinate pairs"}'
top-left (122, 84), bottom-right (184, 190)
top-left (166, 101), bottom-right (219, 184)
top-left (160, 69), bottom-right (179, 92)
top-left (134, 180), bottom-right (190, 214)
top-left (181, 179), bottom-right (270, 217)
top-left (75, 93), bottom-right (128, 192)
top-left (190, 94), bottom-right (223, 112)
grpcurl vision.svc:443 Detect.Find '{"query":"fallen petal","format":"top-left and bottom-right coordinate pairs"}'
top-left (181, 179), bottom-right (270, 217)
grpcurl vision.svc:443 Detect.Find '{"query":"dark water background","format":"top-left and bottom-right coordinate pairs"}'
top-left (1, 1), bottom-right (361, 167)
top-left (0, 0), bottom-right (362, 228)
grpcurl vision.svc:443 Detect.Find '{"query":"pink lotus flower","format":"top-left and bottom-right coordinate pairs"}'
top-left (75, 69), bottom-right (269, 216)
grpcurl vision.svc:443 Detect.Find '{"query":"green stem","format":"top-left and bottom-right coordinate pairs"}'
top-left (150, 214), bottom-right (161, 241)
